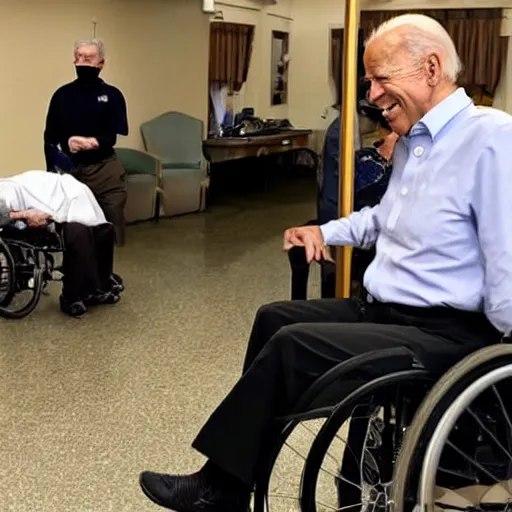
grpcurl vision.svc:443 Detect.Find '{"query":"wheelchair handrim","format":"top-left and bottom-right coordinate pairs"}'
top-left (390, 344), bottom-right (512, 512)
top-left (419, 363), bottom-right (512, 512)
top-left (0, 238), bottom-right (16, 307)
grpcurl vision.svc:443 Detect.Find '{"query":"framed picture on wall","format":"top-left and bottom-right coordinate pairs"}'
top-left (271, 30), bottom-right (290, 106)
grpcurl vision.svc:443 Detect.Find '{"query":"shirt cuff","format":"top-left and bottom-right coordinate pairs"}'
top-left (320, 218), bottom-right (354, 246)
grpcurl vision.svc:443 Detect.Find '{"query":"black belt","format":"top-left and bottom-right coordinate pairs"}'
top-left (366, 295), bottom-right (481, 319)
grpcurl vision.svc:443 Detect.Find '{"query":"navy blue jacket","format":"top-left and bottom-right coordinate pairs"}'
top-left (44, 78), bottom-right (128, 169)
top-left (318, 116), bottom-right (392, 225)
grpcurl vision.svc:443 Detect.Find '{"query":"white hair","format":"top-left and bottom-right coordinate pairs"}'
top-left (365, 14), bottom-right (462, 83)
top-left (74, 39), bottom-right (106, 60)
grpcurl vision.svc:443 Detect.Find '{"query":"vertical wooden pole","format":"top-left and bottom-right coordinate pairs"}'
top-left (335, 0), bottom-right (360, 298)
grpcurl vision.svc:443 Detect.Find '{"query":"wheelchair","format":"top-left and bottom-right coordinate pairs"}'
top-left (252, 346), bottom-right (437, 512)
top-left (252, 341), bottom-right (512, 512)
top-left (0, 221), bottom-right (64, 319)
top-left (0, 221), bottom-right (124, 319)
top-left (390, 342), bottom-right (512, 512)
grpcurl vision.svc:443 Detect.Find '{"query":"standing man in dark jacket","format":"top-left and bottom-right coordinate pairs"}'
top-left (44, 39), bottom-right (129, 245)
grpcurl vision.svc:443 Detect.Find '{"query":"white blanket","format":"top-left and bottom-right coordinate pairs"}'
top-left (0, 170), bottom-right (107, 226)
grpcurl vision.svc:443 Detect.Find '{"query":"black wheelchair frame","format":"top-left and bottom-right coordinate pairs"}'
top-left (252, 347), bottom-right (435, 512)
top-left (251, 340), bottom-right (512, 512)
top-left (0, 222), bottom-right (64, 319)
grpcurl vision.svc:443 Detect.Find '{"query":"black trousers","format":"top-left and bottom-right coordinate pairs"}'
top-left (61, 222), bottom-right (115, 301)
top-left (288, 245), bottom-right (336, 300)
top-left (192, 298), bottom-right (502, 486)
top-left (76, 154), bottom-right (127, 246)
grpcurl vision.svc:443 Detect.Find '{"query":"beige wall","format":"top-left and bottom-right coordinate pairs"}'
top-left (288, 0), bottom-right (512, 132)
top-left (214, 0), bottom-right (293, 120)
top-left (288, 0), bottom-right (343, 131)
top-left (0, 0), bottom-right (210, 177)
top-left (2, 0), bottom-right (512, 179)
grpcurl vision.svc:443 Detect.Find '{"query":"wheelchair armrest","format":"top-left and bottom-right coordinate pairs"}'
top-left (7, 220), bottom-right (58, 233)
top-left (0, 220), bottom-right (62, 250)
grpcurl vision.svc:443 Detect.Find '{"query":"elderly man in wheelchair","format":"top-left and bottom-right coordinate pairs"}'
top-left (138, 14), bottom-right (512, 512)
top-left (0, 167), bottom-right (124, 318)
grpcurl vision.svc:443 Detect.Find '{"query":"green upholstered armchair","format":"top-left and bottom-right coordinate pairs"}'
top-left (140, 111), bottom-right (208, 217)
top-left (116, 147), bottom-right (162, 224)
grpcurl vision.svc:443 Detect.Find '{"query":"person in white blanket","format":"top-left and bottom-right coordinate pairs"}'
top-left (0, 170), bottom-right (123, 317)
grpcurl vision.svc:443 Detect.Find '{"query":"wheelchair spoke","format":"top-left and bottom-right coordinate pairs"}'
top-left (281, 421), bottom-right (325, 462)
top-left (445, 440), bottom-right (502, 483)
top-left (320, 465), bottom-right (363, 491)
top-left (262, 418), bottom-right (330, 512)
top-left (267, 492), bottom-right (299, 501)
top-left (334, 432), bottom-right (363, 472)
top-left (315, 500), bottom-right (339, 512)
top-left (301, 421), bottom-right (326, 439)
top-left (283, 439), bottom-right (309, 461)
top-left (436, 466), bottom-right (479, 484)
top-left (491, 385), bottom-right (512, 436)
top-left (466, 407), bottom-right (512, 463)
top-left (336, 502), bottom-right (365, 511)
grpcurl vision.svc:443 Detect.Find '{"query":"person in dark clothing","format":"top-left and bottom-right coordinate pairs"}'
top-left (44, 38), bottom-right (129, 245)
top-left (318, 110), bottom-right (396, 226)
top-left (289, 106), bottom-right (398, 300)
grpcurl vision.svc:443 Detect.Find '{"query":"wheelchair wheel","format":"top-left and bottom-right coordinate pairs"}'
top-left (253, 405), bottom-right (333, 512)
top-left (300, 370), bottom-right (432, 512)
top-left (0, 243), bottom-right (45, 319)
top-left (0, 267), bottom-right (44, 319)
top-left (391, 344), bottom-right (512, 512)
top-left (252, 348), bottom-right (430, 512)
top-left (0, 238), bottom-right (16, 307)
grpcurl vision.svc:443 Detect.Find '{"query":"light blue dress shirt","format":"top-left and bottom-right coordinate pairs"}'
top-left (320, 88), bottom-right (512, 335)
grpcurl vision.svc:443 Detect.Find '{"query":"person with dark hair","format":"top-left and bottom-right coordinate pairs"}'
top-left (0, 170), bottom-right (123, 317)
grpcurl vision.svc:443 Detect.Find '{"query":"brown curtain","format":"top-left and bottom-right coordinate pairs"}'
top-left (209, 22), bottom-right (255, 93)
top-left (360, 8), bottom-right (506, 96)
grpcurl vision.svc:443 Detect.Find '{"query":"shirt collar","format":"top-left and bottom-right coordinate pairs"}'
top-left (408, 87), bottom-right (473, 140)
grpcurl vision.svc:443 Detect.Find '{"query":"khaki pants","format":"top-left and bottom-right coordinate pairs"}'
top-left (75, 154), bottom-right (127, 246)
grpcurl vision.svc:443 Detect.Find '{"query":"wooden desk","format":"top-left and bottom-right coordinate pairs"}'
top-left (202, 129), bottom-right (313, 164)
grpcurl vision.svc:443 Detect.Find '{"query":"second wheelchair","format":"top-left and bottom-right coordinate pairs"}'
top-left (0, 222), bottom-right (64, 319)
top-left (0, 222), bottom-right (123, 319)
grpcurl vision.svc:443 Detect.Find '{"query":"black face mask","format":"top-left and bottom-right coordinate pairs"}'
top-left (75, 65), bottom-right (101, 82)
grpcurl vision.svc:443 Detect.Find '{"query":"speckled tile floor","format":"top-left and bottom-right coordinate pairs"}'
top-left (0, 178), bottom-right (321, 511)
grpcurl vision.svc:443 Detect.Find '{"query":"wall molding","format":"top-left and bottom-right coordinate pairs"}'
top-left (267, 12), bottom-right (293, 21)
top-left (216, 1), bottom-right (261, 12)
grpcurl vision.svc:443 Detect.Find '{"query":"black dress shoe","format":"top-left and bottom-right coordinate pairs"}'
top-left (110, 273), bottom-right (125, 294)
top-left (59, 296), bottom-right (87, 317)
top-left (84, 290), bottom-right (121, 306)
top-left (139, 471), bottom-right (250, 512)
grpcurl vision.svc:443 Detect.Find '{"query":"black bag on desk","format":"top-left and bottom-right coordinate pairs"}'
top-left (223, 116), bottom-right (293, 137)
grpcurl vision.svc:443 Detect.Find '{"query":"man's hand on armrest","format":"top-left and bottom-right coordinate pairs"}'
top-left (10, 210), bottom-right (51, 228)
top-left (283, 225), bottom-right (326, 263)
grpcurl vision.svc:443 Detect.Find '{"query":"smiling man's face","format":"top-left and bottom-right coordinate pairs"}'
top-left (363, 29), bottom-right (436, 136)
